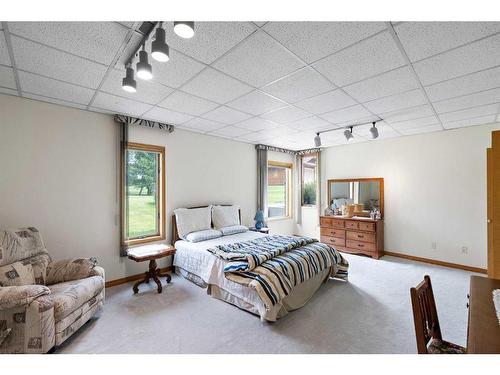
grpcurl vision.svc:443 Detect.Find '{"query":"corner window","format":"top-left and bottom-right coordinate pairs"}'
top-left (267, 161), bottom-right (292, 219)
top-left (301, 153), bottom-right (318, 206)
top-left (122, 142), bottom-right (165, 245)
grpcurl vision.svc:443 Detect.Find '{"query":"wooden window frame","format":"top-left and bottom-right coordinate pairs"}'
top-left (267, 160), bottom-right (293, 220)
top-left (300, 152), bottom-right (318, 207)
top-left (121, 142), bottom-right (166, 246)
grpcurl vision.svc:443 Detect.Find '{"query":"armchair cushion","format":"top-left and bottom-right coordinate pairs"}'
top-left (46, 257), bottom-right (97, 285)
top-left (0, 284), bottom-right (50, 310)
top-left (0, 261), bottom-right (35, 287)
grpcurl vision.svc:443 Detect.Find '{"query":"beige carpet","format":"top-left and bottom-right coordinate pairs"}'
top-left (56, 254), bottom-right (475, 354)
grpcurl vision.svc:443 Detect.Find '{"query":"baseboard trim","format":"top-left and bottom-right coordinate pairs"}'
top-left (105, 266), bottom-right (173, 288)
top-left (384, 251), bottom-right (486, 274)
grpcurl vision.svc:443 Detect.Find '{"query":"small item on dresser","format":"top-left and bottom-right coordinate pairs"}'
top-left (370, 210), bottom-right (376, 220)
top-left (324, 207), bottom-right (334, 216)
top-left (342, 204), bottom-right (355, 218)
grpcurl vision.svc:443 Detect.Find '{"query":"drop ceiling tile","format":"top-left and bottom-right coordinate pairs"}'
top-left (181, 68), bottom-right (253, 104)
top-left (158, 90), bottom-right (219, 116)
top-left (438, 103), bottom-right (499, 123)
top-left (295, 89), bottom-right (357, 115)
top-left (390, 115), bottom-right (440, 130)
top-left (262, 67), bottom-right (335, 103)
top-left (414, 33), bottom-right (500, 86)
top-left (236, 131), bottom-right (268, 142)
top-left (319, 104), bottom-right (372, 124)
top-left (363, 89), bottom-right (427, 114)
top-left (100, 69), bottom-right (174, 105)
top-left (213, 31), bottom-right (305, 87)
top-left (260, 106), bottom-right (311, 124)
top-left (399, 124), bottom-right (442, 135)
top-left (233, 117), bottom-right (280, 131)
top-left (149, 49), bottom-right (206, 89)
top-left (433, 88), bottom-right (500, 114)
top-left (0, 66), bottom-right (16, 89)
top-left (312, 31), bottom-right (405, 87)
top-left (253, 22), bottom-right (268, 27)
top-left (263, 22), bottom-right (386, 63)
top-left (0, 31), bottom-right (11, 66)
top-left (92, 92), bottom-right (153, 117)
top-left (443, 115), bottom-right (496, 129)
top-left (161, 22), bottom-right (257, 64)
top-left (11, 36), bottom-right (107, 89)
top-left (394, 22), bottom-right (500, 62)
top-left (211, 126), bottom-right (253, 138)
top-left (182, 118), bottom-right (227, 133)
top-left (226, 90), bottom-right (286, 115)
top-left (0, 87), bottom-right (18, 95)
top-left (381, 104), bottom-right (435, 124)
top-left (22, 93), bottom-right (87, 110)
top-left (18, 71), bottom-right (94, 105)
top-left (287, 116), bottom-right (331, 131)
top-left (201, 106), bottom-right (252, 125)
top-left (9, 22), bottom-right (129, 65)
top-left (343, 66), bottom-right (419, 103)
top-left (335, 114), bottom-right (381, 128)
top-left (425, 66), bottom-right (500, 102)
top-left (142, 106), bottom-right (193, 125)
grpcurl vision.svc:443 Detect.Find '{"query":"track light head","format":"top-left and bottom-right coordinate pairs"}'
top-left (370, 122), bottom-right (379, 139)
top-left (344, 126), bottom-right (354, 141)
top-left (314, 133), bottom-right (321, 147)
top-left (122, 66), bottom-right (137, 93)
top-left (174, 21), bottom-right (195, 38)
top-left (136, 48), bottom-right (153, 80)
top-left (151, 26), bottom-right (170, 62)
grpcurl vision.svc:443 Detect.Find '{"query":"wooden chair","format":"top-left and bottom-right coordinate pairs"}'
top-left (410, 275), bottom-right (465, 354)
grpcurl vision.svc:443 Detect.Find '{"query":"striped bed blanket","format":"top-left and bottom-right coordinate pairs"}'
top-left (207, 235), bottom-right (348, 310)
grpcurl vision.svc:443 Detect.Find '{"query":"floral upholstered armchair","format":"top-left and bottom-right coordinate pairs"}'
top-left (0, 227), bottom-right (105, 353)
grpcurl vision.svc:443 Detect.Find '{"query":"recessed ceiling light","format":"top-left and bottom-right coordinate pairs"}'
top-left (136, 48), bottom-right (153, 80)
top-left (174, 21), bottom-right (195, 39)
top-left (151, 24), bottom-right (170, 62)
top-left (122, 66), bottom-right (137, 93)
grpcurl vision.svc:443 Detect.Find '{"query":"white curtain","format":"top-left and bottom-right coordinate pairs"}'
top-left (295, 153), bottom-right (302, 225)
top-left (256, 147), bottom-right (268, 218)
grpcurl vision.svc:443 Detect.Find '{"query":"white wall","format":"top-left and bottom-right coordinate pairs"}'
top-left (0, 94), bottom-right (256, 280)
top-left (305, 123), bottom-right (500, 269)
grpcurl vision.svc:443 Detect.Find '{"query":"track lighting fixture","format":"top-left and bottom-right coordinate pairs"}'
top-left (122, 65), bottom-right (137, 93)
top-left (370, 122), bottom-right (379, 139)
top-left (314, 133), bottom-right (321, 147)
top-left (174, 21), bottom-right (195, 38)
top-left (151, 23), bottom-right (170, 62)
top-left (136, 46), bottom-right (153, 80)
top-left (344, 126), bottom-right (354, 141)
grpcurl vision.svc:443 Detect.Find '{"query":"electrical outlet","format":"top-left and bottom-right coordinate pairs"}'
top-left (431, 241), bottom-right (437, 250)
top-left (461, 246), bottom-right (468, 254)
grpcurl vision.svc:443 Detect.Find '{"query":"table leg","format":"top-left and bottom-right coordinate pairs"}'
top-left (133, 271), bottom-right (149, 294)
top-left (149, 259), bottom-right (162, 293)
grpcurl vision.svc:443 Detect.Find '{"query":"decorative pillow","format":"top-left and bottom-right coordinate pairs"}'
top-left (46, 258), bottom-right (97, 284)
top-left (212, 205), bottom-right (240, 229)
top-left (174, 206), bottom-right (212, 239)
top-left (220, 225), bottom-right (249, 236)
top-left (185, 229), bottom-right (223, 243)
top-left (0, 261), bottom-right (35, 287)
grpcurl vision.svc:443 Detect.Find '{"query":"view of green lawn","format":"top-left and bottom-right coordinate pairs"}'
top-left (268, 185), bottom-right (285, 206)
top-left (127, 191), bottom-right (157, 238)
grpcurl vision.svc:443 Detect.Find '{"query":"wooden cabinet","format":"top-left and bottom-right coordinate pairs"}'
top-left (320, 216), bottom-right (384, 259)
top-left (488, 130), bottom-right (500, 279)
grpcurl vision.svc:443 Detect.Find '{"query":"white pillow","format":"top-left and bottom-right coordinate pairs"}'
top-left (174, 206), bottom-right (212, 239)
top-left (185, 229), bottom-right (222, 243)
top-left (220, 225), bottom-right (248, 236)
top-left (212, 205), bottom-right (240, 229)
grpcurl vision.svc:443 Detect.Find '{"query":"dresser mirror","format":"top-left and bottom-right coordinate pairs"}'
top-left (327, 178), bottom-right (384, 218)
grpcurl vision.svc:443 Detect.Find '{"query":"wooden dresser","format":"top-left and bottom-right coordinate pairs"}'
top-left (320, 216), bottom-right (384, 259)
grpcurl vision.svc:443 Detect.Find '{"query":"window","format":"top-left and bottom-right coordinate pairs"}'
top-left (122, 142), bottom-right (165, 245)
top-left (267, 161), bottom-right (292, 219)
top-left (301, 153), bottom-right (318, 206)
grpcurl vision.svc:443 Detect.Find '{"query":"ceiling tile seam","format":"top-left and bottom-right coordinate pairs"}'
top-left (11, 89), bottom-right (90, 107)
top-left (387, 114), bottom-right (441, 125)
top-left (441, 111), bottom-right (500, 126)
top-left (259, 27), bottom-right (402, 136)
top-left (409, 30), bottom-right (500, 65)
top-left (87, 21), bottom-right (142, 109)
top-left (14, 67), bottom-right (99, 91)
top-left (0, 62), bottom-right (13, 69)
top-left (386, 22), bottom-right (445, 130)
top-left (496, 103), bottom-right (500, 121)
top-left (435, 100), bottom-right (500, 116)
top-left (356, 87), bottom-right (428, 106)
top-left (422, 63), bottom-right (500, 89)
top-left (427, 84), bottom-right (500, 104)
top-left (2, 22), bottom-right (22, 96)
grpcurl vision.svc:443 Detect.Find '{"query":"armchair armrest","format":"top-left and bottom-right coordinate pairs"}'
top-left (46, 257), bottom-right (99, 285)
top-left (0, 285), bottom-right (50, 310)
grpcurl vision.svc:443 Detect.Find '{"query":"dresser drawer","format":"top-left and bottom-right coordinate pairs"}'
top-left (346, 239), bottom-right (376, 252)
top-left (358, 222), bottom-right (376, 232)
top-left (331, 219), bottom-right (345, 229)
top-left (321, 236), bottom-right (346, 247)
top-left (320, 227), bottom-right (345, 238)
top-left (345, 221), bottom-right (358, 230)
top-left (320, 217), bottom-right (331, 227)
top-left (346, 231), bottom-right (376, 243)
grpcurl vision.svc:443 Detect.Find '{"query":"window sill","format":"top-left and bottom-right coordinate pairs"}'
top-left (124, 235), bottom-right (166, 247)
top-left (267, 216), bottom-right (293, 222)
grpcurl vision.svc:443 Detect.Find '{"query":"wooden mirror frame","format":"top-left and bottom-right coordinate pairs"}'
top-left (327, 177), bottom-right (384, 218)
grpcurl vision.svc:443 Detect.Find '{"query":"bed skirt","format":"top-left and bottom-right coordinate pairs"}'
top-left (175, 266), bottom-right (330, 321)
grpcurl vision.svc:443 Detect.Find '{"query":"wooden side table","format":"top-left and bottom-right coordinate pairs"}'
top-left (127, 244), bottom-right (175, 294)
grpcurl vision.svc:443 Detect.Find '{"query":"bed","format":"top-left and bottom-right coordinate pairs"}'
top-left (172, 205), bottom-right (348, 322)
